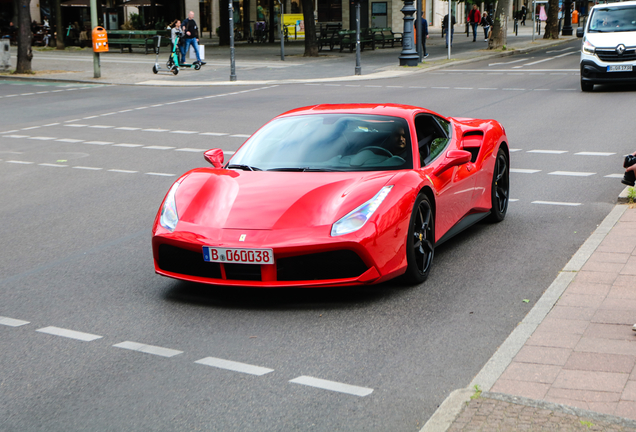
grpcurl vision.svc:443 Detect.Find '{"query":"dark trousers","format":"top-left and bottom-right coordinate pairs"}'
top-left (471, 22), bottom-right (479, 40)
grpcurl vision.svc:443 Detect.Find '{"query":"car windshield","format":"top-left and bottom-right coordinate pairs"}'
top-left (229, 114), bottom-right (413, 172)
top-left (589, 5), bottom-right (636, 32)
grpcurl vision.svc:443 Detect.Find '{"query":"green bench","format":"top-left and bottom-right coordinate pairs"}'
top-left (317, 23), bottom-right (342, 51)
top-left (372, 27), bottom-right (402, 48)
top-left (338, 29), bottom-right (375, 52)
top-left (106, 30), bottom-right (170, 54)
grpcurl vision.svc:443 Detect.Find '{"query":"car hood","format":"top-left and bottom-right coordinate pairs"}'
top-left (175, 169), bottom-right (397, 230)
top-left (586, 31), bottom-right (636, 48)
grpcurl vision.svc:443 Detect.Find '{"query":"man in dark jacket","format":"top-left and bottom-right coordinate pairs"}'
top-left (420, 13), bottom-right (429, 58)
top-left (181, 11), bottom-right (206, 65)
top-left (443, 14), bottom-right (456, 47)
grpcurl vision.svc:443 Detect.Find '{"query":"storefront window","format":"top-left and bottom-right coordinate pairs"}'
top-left (318, 0), bottom-right (342, 22)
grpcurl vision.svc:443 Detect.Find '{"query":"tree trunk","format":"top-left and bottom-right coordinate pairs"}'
top-left (543, 0), bottom-right (559, 39)
top-left (300, 0), bottom-right (317, 56)
top-left (219, 0), bottom-right (229, 45)
top-left (55, 0), bottom-right (65, 49)
top-left (488, 0), bottom-right (508, 49)
top-left (16, 0), bottom-right (33, 73)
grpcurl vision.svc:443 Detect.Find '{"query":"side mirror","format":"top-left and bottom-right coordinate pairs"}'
top-left (204, 148), bottom-right (224, 168)
top-left (576, 27), bottom-right (584, 38)
top-left (433, 150), bottom-right (472, 175)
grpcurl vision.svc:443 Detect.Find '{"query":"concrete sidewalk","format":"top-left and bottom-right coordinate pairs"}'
top-left (424, 196), bottom-right (636, 431)
top-left (1, 21), bottom-right (576, 86)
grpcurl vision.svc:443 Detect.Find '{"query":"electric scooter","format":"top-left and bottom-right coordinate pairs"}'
top-left (158, 30), bottom-right (203, 75)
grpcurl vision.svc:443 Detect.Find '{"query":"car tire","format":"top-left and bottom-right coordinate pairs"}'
top-left (486, 147), bottom-right (509, 223)
top-left (581, 80), bottom-right (594, 92)
top-left (403, 193), bottom-right (435, 284)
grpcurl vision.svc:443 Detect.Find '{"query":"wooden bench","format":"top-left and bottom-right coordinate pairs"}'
top-left (317, 23), bottom-right (342, 51)
top-left (338, 29), bottom-right (375, 52)
top-left (373, 27), bottom-right (402, 48)
top-left (106, 30), bottom-right (170, 54)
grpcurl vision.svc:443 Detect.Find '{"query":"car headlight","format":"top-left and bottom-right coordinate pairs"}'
top-left (331, 186), bottom-right (393, 236)
top-left (159, 181), bottom-right (181, 232)
top-left (582, 39), bottom-right (595, 54)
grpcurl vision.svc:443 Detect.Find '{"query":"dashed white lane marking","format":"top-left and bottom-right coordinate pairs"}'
top-left (36, 326), bottom-right (103, 341)
top-left (511, 168), bottom-right (541, 173)
top-left (549, 171), bottom-right (596, 177)
top-left (73, 166), bottom-right (103, 170)
top-left (6, 160), bottom-right (34, 164)
top-left (170, 130), bottom-right (198, 134)
top-left (509, 149), bottom-right (522, 152)
top-left (143, 146), bottom-right (175, 150)
top-left (29, 136), bottom-right (56, 141)
top-left (116, 127), bottom-right (140, 131)
top-left (605, 174), bottom-right (625, 179)
top-left (502, 88), bottom-right (525, 91)
top-left (195, 357), bottom-right (274, 376)
top-left (39, 163), bottom-right (68, 168)
top-left (532, 200), bottom-right (582, 206)
top-left (113, 341), bottom-right (183, 357)
top-left (146, 172), bottom-right (176, 177)
top-left (65, 124), bottom-right (88, 128)
top-left (84, 141), bottom-right (114, 145)
top-left (175, 148), bottom-right (208, 152)
top-left (576, 152), bottom-right (616, 156)
top-left (56, 138), bottom-right (84, 143)
top-left (142, 128), bottom-right (169, 132)
top-left (289, 376), bottom-right (373, 397)
top-left (230, 134), bottom-right (250, 138)
top-left (200, 132), bottom-right (229, 136)
top-left (113, 143), bottom-right (143, 148)
top-left (83, 115), bottom-right (99, 119)
top-left (89, 125), bottom-right (114, 129)
top-left (509, 199), bottom-right (519, 202)
top-left (108, 169), bottom-right (138, 173)
top-left (527, 150), bottom-right (567, 154)
top-left (22, 126), bottom-right (41, 130)
top-left (0, 316), bottom-right (30, 327)
top-left (0, 130), bottom-right (18, 133)
top-left (3, 135), bottom-right (28, 138)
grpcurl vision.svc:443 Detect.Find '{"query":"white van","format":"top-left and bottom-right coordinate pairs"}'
top-left (577, 1), bottom-right (636, 91)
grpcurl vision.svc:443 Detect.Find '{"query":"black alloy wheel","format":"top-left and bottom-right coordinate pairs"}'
top-left (403, 194), bottom-right (435, 284)
top-left (487, 148), bottom-right (509, 223)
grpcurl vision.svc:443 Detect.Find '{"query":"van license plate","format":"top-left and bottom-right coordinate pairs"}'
top-left (607, 65), bottom-right (632, 72)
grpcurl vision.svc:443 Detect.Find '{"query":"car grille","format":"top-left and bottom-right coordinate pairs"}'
top-left (597, 48), bottom-right (636, 62)
top-left (157, 245), bottom-right (368, 283)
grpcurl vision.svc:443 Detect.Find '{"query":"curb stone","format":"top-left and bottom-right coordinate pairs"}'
top-left (420, 202), bottom-right (630, 432)
top-left (619, 186), bottom-right (634, 204)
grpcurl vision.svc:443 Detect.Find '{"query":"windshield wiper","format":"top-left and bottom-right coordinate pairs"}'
top-left (268, 167), bottom-right (338, 172)
top-left (227, 164), bottom-right (262, 171)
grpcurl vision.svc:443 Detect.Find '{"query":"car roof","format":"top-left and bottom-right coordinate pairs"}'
top-left (591, 1), bottom-right (636, 9)
top-left (278, 104), bottom-right (437, 119)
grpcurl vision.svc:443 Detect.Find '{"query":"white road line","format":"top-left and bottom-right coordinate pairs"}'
top-left (113, 341), bottom-right (183, 357)
top-left (22, 126), bottom-right (41, 130)
top-left (556, 89), bottom-right (577, 91)
top-left (195, 357), bottom-right (274, 376)
top-left (21, 93), bottom-right (34, 96)
top-left (3, 135), bottom-right (29, 138)
top-left (365, 85), bottom-right (382, 88)
top-left (170, 130), bottom-right (199, 134)
top-left (143, 146), bottom-right (175, 150)
top-left (489, 58), bottom-right (527, 66)
top-left (6, 160), bottom-right (34, 164)
top-left (510, 168), bottom-right (541, 173)
top-left (64, 119), bottom-right (81, 123)
top-left (100, 113), bottom-right (116, 116)
top-left (289, 376), bottom-right (373, 397)
top-left (532, 200), bottom-right (582, 206)
top-left (575, 152), bottom-right (615, 156)
top-left (431, 87), bottom-right (450, 89)
top-left (83, 116), bottom-right (99, 119)
top-left (0, 130), bottom-right (18, 133)
top-left (527, 150), bottom-right (567, 154)
top-left (113, 144), bottom-right (143, 148)
top-left (534, 89), bottom-right (550, 91)
top-left (56, 139), bottom-right (84, 143)
top-left (509, 149), bottom-right (522, 152)
top-left (36, 326), bottom-right (102, 341)
top-left (43, 123), bottom-right (60, 127)
top-left (549, 171), bottom-right (596, 177)
top-left (230, 134), bottom-right (251, 138)
top-left (29, 137), bottom-right (57, 141)
top-left (200, 132), bottom-right (229, 136)
top-left (224, 151), bottom-right (235, 155)
top-left (0, 316), bottom-right (30, 327)
top-left (547, 47), bottom-right (576, 53)
top-left (142, 129), bottom-right (169, 132)
top-left (118, 109), bottom-right (133, 113)
top-left (108, 169), bottom-right (138, 173)
top-left (502, 88), bottom-right (525, 91)
top-left (64, 124), bottom-right (88, 127)
top-left (605, 174), bottom-right (624, 179)
top-left (89, 125), bottom-right (114, 129)
top-left (175, 148), bottom-right (207, 152)
top-left (84, 141), bottom-right (114, 145)
top-left (73, 166), bottom-right (103, 170)
top-left (509, 199), bottom-right (519, 202)
top-left (145, 172), bottom-right (176, 177)
top-left (39, 163), bottom-right (68, 168)
top-left (115, 127), bottom-right (140, 130)
top-left (386, 86), bottom-right (403, 88)
top-left (455, 87), bottom-right (474, 90)
top-left (478, 88), bottom-right (498, 90)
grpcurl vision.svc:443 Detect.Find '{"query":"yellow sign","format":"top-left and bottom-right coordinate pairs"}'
top-left (282, 14), bottom-right (305, 39)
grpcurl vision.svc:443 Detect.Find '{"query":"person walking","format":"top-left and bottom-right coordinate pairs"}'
top-left (444, 13), bottom-right (456, 48)
top-left (521, 3), bottom-right (527, 25)
top-left (481, 12), bottom-right (493, 42)
top-left (181, 11), bottom-right (205, 66)
top-left (420, 13), bottom-right (429, 58)
top-left (468, 4), bottom-right (480, 42)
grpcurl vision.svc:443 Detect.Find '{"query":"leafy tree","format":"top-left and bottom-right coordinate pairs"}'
top-left (300, 0), bottom-right (317, 56)
top-left (543, 0), bottom-right (560, 39)
top-left (54, 0), bottom-right (64, 49)
top-left (16, 0), bottom-right (32, 73)
top-left (488, 0), bottom-right (508, 49)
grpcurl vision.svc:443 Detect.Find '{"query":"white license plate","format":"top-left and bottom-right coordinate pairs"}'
top-left (203, 247), bottom-right (274, 264)
top-left (607, 65), bottom-right (633, 72)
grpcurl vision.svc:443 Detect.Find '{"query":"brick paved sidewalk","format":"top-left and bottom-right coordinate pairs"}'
top-left (439, 206), bottom-right (636, 432)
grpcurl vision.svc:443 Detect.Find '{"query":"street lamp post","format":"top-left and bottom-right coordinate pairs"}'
top-left (416, 0), bottom-right (422, 62)
top-left (229, 0), bottom-right (237, 81)
top-left (562, 0), bottom-right (573, 35)
top-left (89, 0), bottom-right (100, 78)
top-left (398, 0), bottom-right (418, 66)
top-left (355, 0), bottom-right (361, 75)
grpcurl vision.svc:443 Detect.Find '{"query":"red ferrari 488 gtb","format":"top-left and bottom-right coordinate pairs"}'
top-left (152, 104), bottom-right (510, 287)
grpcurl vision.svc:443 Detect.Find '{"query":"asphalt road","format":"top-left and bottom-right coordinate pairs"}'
top-left (1, 39), bottom-right (634, 431)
